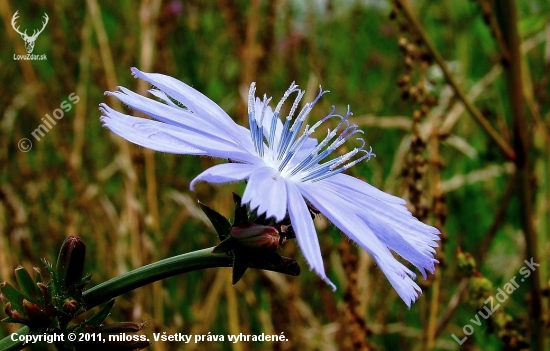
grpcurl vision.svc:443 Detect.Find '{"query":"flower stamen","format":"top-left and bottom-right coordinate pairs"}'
top-left (269, 82), bottom-right (300, 150)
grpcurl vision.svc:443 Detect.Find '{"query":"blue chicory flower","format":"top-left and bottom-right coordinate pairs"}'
top-left (100, 68), bottom-right (440, 307)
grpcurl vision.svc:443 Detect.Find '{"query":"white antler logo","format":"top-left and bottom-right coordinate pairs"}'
top-left (11, 11), bottom-right (49, 54)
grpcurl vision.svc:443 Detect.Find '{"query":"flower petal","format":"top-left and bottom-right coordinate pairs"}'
top-left (107, 86), bottom-right (254, 153)
top-left (100, 104), bottom-right (204, 154)
top-left (241, 168), bottom-right (287, 222)
top-left (326, 174), bottom-right (407, 205)
top-left (287, 182), bottom-right (336, 291)
top-left (130, 68), bottom-right (246, 142)
top-left (322, 179), bottom-right (439, 244)
top-left (321, 181), bottom-right (438, 278)
top-left (100, 104), bottom-right (261, 164)
top-left (190, 163), bottom-right (260, 190)
top-left (105, 87), bottom-right (253, 149)
top-left (299, 182), bottom-right (422, 307)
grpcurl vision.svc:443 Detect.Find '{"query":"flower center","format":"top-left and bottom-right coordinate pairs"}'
top-left (248, 83), bottom-right (375, 183)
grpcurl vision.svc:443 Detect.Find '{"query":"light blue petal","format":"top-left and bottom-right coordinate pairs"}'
top-left (380, 266), bottom-right (422, 309)
top-left (130, 68), bottom-right (248, 145)
top-left (321, 181), bottom-right (438, 278)
top-left (321, 177), bottom-right (440, 246)
top-left (299, 182), bottom-right (422, 307)
top-left (286, 182), bottom-right (336, 291)
top-left (190, 163), bottom-right (260, 190)
top-left (100, 105), bottom-right (204, 154)
top-left (108, 86), bottom-right (254, 153)
top-left (326, 174), bottom-right (408, 205)
top-left (241, 167), bottom-right (287, 222)
top-left (323, 176), bottom-right (440, 237)
top-left (100, 104), bottom-right (261, 164)
top-left (107, 87), bottom-right (246, 145)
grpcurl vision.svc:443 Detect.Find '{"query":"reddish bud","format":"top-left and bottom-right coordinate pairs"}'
top-left (61, 297), bottom-right (80, 315)
top-left (230, 224), bottom-right (280, 251)
top-left (56, 236), bottom-right (86, 288)
top-left (5, 302), bottom-right (29, 324)
top-left (22, 299), bottom-right (51, 326)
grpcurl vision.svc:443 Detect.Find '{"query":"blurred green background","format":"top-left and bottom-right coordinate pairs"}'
top-left (0, 0), bottom-right (549, 350)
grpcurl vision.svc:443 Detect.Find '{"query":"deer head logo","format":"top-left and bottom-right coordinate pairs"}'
top-left (11, 11), bottom-right (49, 54)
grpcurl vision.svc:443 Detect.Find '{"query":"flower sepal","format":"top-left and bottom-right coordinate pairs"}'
top-left (1, 270), bottom-right (56, 329)
top-left (199, 194), bottom-right (300, 285)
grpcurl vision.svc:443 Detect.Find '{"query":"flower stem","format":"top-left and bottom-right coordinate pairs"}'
top-left (83, 247), bottom-right (230, 308)
top-left (0, 247), bottom-right (231, 351)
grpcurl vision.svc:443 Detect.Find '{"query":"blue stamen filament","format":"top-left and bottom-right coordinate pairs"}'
top-left (247, 82), bottom-right (375, 183)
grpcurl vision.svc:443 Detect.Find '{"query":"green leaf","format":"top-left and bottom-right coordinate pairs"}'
top-left (84, 299), bottom-right (115, 327)
top-left (198, 201), bottom-right (231, 241)
top-left (519, 14), bottom-right (549, 37)
top-left (75, 273), bottom-right (92, 290)
top-left (0, 282), bottom-right (25, 312)
top-left (33, 268), bottom-right (43, 284)
top-left (42, 259), bottom-right (61, 301)
top-left (14, 266), bottom-right (41, 303)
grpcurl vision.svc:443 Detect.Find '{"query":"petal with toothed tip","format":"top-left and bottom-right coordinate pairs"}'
top-left (298, 182), bottom-right (422, 307)
top-left (286, 181), bottom-right (336, 291)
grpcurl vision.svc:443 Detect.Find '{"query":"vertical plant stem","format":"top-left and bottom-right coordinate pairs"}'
top-left (225, 274), bottom-right (243, 351)
top-left (86, 0), bottom-right (140, 290)
top-left (394, 0), bottom-right (516, 160)
top-left (425, 113), bottom-right (445, 350)
top-left (494, 1), bottom-right (545, 350)
top-left (138, 0), bottom-right (162, 235)
top-left (137, 0), bottom-right (162, 338)
top-left (476, 171), bottom-right (517, 262)
top-left (69, 11), bottom-right (92, 170)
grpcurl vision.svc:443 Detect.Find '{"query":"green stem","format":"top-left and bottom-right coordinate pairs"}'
top-left (83, 247), bottom-right (230, 308)
top-left (0, 247), bottom-right (231, 351)
top-left (0, 326), bottom-right (29, 351)
top-left (494, 1), bottom-right (545, 350)
top-left (395, 0), bottom-right (516, 160)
